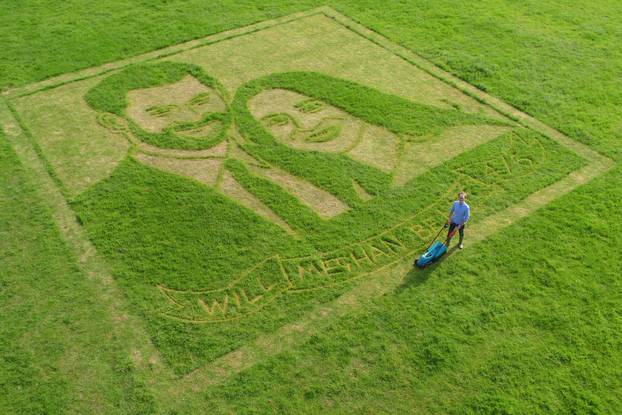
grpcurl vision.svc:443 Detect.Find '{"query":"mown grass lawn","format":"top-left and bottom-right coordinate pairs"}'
top-left (1, 1), bottom-right (621, 414)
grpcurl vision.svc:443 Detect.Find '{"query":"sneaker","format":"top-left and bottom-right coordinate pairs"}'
top-left (459, 243), bottom-right (464, 249)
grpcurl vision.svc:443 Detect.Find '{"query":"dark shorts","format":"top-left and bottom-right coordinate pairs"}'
top-left (447, 222), bottom-right (465, 239)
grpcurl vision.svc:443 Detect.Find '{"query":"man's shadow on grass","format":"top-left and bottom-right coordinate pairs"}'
top-left (397, 245), bottom-right (460, 292)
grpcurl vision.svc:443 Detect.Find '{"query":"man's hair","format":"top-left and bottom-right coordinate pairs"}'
top-left (458, 191), bottom-right (467, 198)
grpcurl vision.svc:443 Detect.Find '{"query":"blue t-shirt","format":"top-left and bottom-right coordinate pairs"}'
top-left (450, 201), bottom-right (470, 225)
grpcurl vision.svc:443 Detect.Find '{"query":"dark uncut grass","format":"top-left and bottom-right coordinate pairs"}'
top-left (0, 134), bottom-right (155, 414)
top-left (195, 165), bottom-right (622, 414)
top-left (1, 0), bottom-right (621, 413)
top-left (70, 129), bottom-right (583, 374)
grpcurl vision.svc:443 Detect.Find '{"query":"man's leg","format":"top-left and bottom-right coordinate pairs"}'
top-left (445, 222), bottom-right (457, 247)
top-left (458, 224), bottom-right (465, 249)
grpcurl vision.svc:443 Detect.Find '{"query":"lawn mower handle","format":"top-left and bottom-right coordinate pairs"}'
top-left (425, 223), bottom-right (448, 251)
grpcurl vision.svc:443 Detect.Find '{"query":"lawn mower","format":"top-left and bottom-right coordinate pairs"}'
top-left (414, 223), bottom-right (455, 268)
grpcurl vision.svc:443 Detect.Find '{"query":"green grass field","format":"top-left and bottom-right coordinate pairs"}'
top-left (1, 1), bottom-right (621, 414)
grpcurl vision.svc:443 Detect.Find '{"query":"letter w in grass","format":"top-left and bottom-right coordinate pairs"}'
top-left (157, 256), bottom-right (290, 323)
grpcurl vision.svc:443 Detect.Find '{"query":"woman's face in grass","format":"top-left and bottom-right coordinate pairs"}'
top-left (249, 88), bottom-right (365, 153)
top-left (125, 75), bottom-right (227, 139)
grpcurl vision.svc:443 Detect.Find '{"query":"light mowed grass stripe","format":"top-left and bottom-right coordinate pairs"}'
top-left (1, 7), bottom-right (327, 100)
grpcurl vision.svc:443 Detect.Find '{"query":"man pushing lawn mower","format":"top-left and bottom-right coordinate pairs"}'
top-left (446, 191), bottom-right (470, 249)
top-left (414, 191), bottom-right (470, 268)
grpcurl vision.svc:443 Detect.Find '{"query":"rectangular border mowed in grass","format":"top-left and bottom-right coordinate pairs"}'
top-left (0, 6), bottom-right (613, 387)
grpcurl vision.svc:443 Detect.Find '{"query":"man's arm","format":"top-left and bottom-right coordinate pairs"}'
top-left (460, 205), bottom-right (470, 227)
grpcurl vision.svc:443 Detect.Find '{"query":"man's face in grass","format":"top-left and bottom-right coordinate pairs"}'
top-left (125, 75), bottom-right (227, 140)
top-left (251, 89), bottom-right (366, 153)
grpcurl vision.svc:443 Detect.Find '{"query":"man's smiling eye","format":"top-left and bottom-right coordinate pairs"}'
top-left (146, 104), bottom-right (178, 117)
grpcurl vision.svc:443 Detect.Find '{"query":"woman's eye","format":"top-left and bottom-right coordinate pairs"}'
top-left (294, 99), bottom-right (324, 113)
top-left (261, 113), bottom-right (292, 127)
top-left (146, 104), bottom-right (177, 117)
top-left (187, 93), bottom-right (210, 108)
